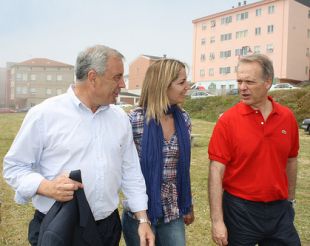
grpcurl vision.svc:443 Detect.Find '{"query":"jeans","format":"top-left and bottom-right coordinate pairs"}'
top-left (122, 210), bottom-right (186, 246)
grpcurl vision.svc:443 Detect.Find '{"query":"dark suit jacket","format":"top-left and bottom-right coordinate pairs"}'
top-left (38, 170), bottom-right (102, 246)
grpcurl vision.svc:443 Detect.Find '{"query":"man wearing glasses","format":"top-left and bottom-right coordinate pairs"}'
top-left (208, 54), bottom-right (300, 246)
top-left (3, 45), bottom-right (154, 246)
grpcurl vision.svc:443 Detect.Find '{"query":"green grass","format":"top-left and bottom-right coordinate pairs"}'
top-left (0, 113), bottom-right (310, 245)
top-left (184, 86), bottom-right (310, 123)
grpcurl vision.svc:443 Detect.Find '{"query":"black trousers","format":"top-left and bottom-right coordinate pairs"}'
top-left (28, 209), bottom-right (122, 246)
top-left (223, 191), bottom-right (301, 246)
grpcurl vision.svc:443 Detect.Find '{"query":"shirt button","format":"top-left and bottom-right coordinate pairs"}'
top-left (256, 111), bottom-right (259, 114)
top-left (261, 122), bottom-right (264, 125)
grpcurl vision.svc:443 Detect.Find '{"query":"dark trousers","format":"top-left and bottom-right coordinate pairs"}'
top-left (28, 209), bottom-right (122, 246)
top-left (223, 191), bottom-right (301, 246)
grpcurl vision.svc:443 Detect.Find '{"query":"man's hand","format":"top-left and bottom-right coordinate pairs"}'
top-left (37, 174), bottom-right (83, 202)
top-left (138, 223), bottom-right (155, 246)
top-left (183, 206), bottom-right (195, 225)
top-left (211, 221), bottom-right (228, 246)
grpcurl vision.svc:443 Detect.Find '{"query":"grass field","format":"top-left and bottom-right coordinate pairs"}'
top-left (0, 113), bottom-right (309, 245)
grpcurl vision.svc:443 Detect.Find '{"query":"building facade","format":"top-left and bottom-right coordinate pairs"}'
top-left (192, 0), bottom-right (310, 95)
top-left (9, 58), bottom-right (74, 109)
top-left (0, 67), bottom-right (7, 107)
top-left (128, 55), bottom-right (163, 91)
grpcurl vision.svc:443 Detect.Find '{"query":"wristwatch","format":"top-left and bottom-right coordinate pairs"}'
top-left (137, 217), bottom-right (151, 225)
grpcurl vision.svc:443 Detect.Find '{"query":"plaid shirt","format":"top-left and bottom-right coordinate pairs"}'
top-left (128, 107), bottom-right (191, 223)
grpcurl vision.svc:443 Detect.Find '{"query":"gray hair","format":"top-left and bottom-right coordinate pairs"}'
top-left (75, 44), bottom-right (124, 81)
top-left (238, 54), bottom-right (274, 81)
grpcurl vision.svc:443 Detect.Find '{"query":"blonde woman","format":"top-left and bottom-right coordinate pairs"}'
top-left (122, 59), bottom-right (194, 246)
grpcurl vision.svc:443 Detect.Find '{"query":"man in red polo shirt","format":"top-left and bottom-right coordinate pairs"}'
top-left (208, 54), bottom-right (300, 246)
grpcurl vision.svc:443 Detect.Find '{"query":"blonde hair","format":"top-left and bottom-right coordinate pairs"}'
top-left (139, 59), bottom-right (186, 122)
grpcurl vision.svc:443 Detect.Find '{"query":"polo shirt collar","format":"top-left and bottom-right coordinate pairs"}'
top-left (238, 96), bottom-right (280, 116)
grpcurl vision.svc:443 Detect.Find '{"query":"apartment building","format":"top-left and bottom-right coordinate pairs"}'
top-left (0, 67), bottom-right (7, 107)
top-left (9, 58), bottom-right (74, 109)
top-left (192, 0), bottom-right (310, 95)
top-left (128, 55), bottom-right (164, 92)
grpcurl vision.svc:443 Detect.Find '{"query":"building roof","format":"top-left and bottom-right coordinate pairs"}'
top-left (141, 54), bottom-right (164, 60)
top-left (120, 91), bottom-right (140, 97)
top-left (192, 0), bottom-right (277, 23)
top-left (17, 58), bottom-right (73, 67)
top-left (295, 0), bottom-right (310, 7)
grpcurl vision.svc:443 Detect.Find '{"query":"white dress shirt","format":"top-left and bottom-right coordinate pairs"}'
top-left (3, 86), bottom-right (148, 220)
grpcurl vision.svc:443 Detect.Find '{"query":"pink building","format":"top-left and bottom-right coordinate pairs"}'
top-left (128, 55), bottom-right (163, 91)
top-left (192, 0), bottom-right (310, 95)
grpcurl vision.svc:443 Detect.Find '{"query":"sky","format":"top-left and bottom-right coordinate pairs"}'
top-left (1, 0), bottom-right (259, 75)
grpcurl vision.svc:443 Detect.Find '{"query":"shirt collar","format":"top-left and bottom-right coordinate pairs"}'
top-left (67, 85), bottom-right (109, 113)
top-left (238, 96), bottom-right (280, 116)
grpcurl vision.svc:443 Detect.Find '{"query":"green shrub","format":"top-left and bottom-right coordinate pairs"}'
top-left (184, 87), bottom-right (310, 124)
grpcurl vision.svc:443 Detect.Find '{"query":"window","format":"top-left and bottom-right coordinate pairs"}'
top-left (266, 44), bottom-right (274, 53)
top-left (200, 69), bottom-right (205, 77)
top-left (254, 46), bottom-right (261, 54)
top-left (235, 49), bottom-right (242, 56)
top-left (200, 54), bottom-right (206, 62)
top-left (57, 75), bottom-right (63, 81)
top-left (46, 88), bottom-right (52, 95)
top-left (267, 25), bottom-right (274, 33)
top-left (268, 5), bottom-right (275, 14)
top-left (210, 20), bottom-right (216, 27)
top-left (306, 48), bottom-right (310, 57)
top-left (30, 88), bottom-right (36, 94)
top-left (256, 8), bottom-right (262, 16)
top-left (210, 36), bottom-right (215, 43)
top-left (255, 27), bottom-right (261, 35)
top-left (22, 73), bottom-right (28, 81)
top-left (16, 87), bottom-right (22, 94)
top-left (236, 30), bottom-right (248, 39)
top-left (220, 50), bottom-right (231, 58)
top-left (306, 66), bottom-right (309, 75)
top-left (56, 89), bottom-right (63, 95)
top-left (235, 47), bottom-right (250, 56)
top-left (16, 73), bottom-right (22, 81)
top-left (221, 16), bottom-right (232, 25)
top-left (236, 12), bottom-right (248, 21)
top-left (209, 52), bottom-right (215, 60)
top-left (31, 74), bottom-right (36, 81)
top-left (22, 87), bottom-right (28, 94)
top-left (219, 67), bottom-right (231, 75)
top-left (201, 23), bottom-right (207, 30)
top-left (201, 38), bottom-right (206, 46)
top-left (209, 68), bottom-right (214, 76)
top-left (220, 33), bottom-right (232, 41)
top-left (308, 29), bottom-right (310, 39)
top-left (46, 75), bottom-right (52, 81)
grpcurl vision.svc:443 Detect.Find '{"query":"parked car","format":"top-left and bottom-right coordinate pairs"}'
top-left (270, 83), bottom-right (300, 91)
top-left (191, 84), bottom-right (206, 91)
top-left (227, 88), bottom-right (239, 95)
top-left (301, 118), bottom-right (310, 134)
top-left (190, 91), bottom-right (215, 99)
top-left (0, 108), bottom-right (16, 113)
top-left (16, 107), bottom-right (31, 113)
top-left (115, 102), bottom-right (133, 108)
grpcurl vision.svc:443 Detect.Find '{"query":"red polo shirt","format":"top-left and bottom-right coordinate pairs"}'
top-left (208, 97), bottom-right (299, 202)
